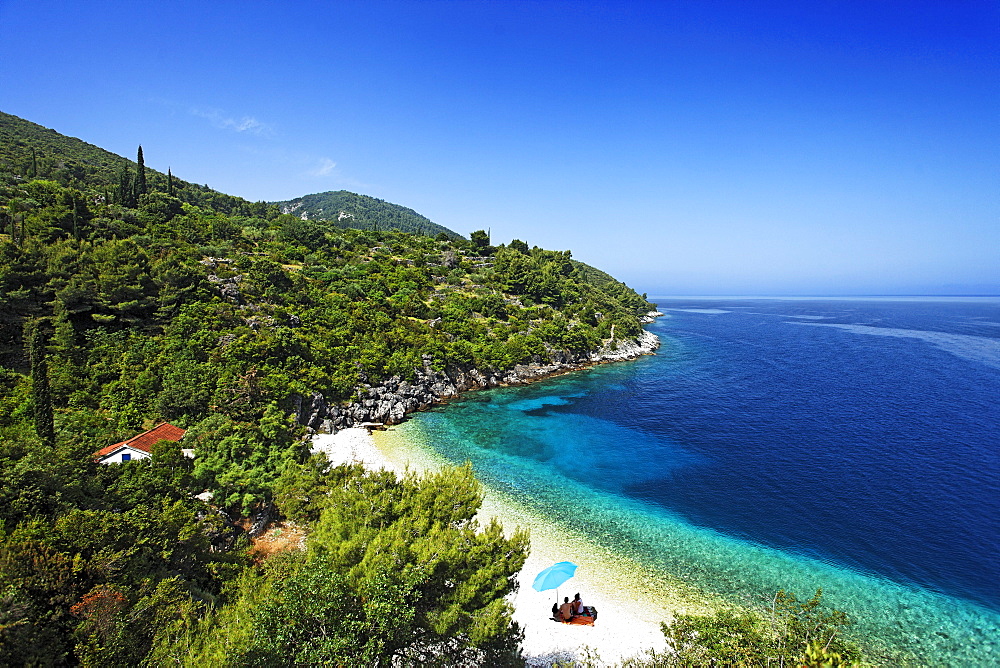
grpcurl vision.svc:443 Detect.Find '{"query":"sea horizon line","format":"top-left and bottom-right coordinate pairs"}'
top-left (646, 294), bottom-right (1000, 301)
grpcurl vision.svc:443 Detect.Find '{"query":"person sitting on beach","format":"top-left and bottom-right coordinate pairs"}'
top-left (558, 596), bottom-right (574, 622)
top-left (573, 593), bottom-right (585, 616)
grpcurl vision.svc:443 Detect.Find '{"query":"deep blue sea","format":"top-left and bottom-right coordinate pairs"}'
top-left (396, 298), bottom-right (1000, 664)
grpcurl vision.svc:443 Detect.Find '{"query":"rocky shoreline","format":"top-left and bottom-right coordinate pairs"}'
top-left (294, 312), bottom-right (663, 433)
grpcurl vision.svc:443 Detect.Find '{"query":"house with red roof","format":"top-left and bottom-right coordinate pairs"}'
top-left (95, 422), bottom-right (186, 464)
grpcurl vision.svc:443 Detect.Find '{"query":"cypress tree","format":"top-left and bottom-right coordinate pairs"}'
top-left (167, 167), bottom-right (174, 197)
top-left (136, 145), bottom-right (147, 196)
top-left (6, 199), bottom-right (15, 238)
top-left (30, 147), bottom-right (37, 178)
top-left (9, 199), bottom-right (20, 246)
top-left (71, 196), bottom-right (79, 239)
top-left (26, 320), bottom-right (55, 447)
top-left (116, 163), bottom-right (135, 207)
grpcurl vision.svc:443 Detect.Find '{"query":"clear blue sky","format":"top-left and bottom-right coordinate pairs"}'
top-left (1, 0), bottom-right (997, 296)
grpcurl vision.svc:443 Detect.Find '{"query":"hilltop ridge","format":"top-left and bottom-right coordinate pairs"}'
top-left (1, 110), bottom-right (466, 240)
top-left (272, 190), bottom-right (461, 239)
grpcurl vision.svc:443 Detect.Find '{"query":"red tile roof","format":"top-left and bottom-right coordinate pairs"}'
top-left (95, 423), bottom-right (186, 458)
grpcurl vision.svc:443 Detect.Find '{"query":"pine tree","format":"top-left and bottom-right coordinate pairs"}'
top-left (49, 301), bottom-right (83, 406)
top-left (26, 319), bottom-right (55, 446)
top-left (136, 145), bottom-right (147, 196)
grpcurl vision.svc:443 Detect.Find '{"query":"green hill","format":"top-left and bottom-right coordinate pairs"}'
top-left (272, 190), bottom-right (461, 239)
top-left (0, 111), bottom-right (127, 185)
top-left (0, 111), bottom-right (274, 217)
top-left (0, 111), bottom-right (462, 239)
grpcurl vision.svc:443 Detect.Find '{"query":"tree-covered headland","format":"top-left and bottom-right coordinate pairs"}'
top-left (0, 111), bottom-right (653, 664)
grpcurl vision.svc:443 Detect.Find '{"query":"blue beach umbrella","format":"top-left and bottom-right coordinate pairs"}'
top-left (532, 561), bottom-right (578, 593)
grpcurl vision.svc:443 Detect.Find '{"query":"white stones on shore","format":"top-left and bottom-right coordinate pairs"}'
top-left (297, 321), bottom-right (663, 434)
top-left (590, 330), bottom-right (660, 362)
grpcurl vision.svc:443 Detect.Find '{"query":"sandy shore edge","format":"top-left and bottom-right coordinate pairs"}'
top-left (311, 427), bottom-right (681, 665)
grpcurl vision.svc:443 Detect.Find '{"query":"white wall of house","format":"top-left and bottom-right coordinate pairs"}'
top-left (98, 446), bottom-right (152, 465)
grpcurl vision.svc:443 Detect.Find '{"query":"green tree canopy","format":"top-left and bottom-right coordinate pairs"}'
top-left (166, 463), bottom-right (528, 667)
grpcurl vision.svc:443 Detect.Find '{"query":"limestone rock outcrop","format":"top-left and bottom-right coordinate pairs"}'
top-left (293, 326), bottom-right (662, 433)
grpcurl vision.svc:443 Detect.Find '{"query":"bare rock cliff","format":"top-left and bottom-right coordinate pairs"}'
top-left (293, 327), bottom-right (661, 433)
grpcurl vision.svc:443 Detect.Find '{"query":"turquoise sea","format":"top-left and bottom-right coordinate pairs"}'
top-left (386, 298), bottom-right (1000, 664)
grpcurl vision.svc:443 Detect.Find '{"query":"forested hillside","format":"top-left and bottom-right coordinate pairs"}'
top-left (0, 111), bottom-right (275, 218)
top-left (0, 112), bottom-right (655, 664)
top-left (272, 189), bottom-right (461, 238)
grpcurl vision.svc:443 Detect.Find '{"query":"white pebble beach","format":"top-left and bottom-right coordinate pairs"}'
top-left (311, 427), bottom-right (391, 470)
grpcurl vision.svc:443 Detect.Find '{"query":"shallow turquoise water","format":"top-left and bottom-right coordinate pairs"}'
top-left (396, 299), bottom-right (1000, 664)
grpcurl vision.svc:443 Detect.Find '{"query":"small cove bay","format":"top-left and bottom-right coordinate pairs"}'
top-left (379, 298), bottom-right (1000, 664)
